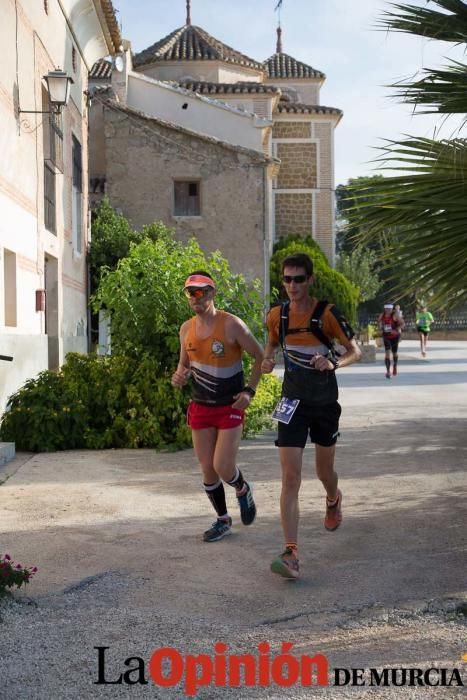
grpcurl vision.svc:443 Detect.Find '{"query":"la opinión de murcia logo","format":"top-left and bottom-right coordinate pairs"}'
top-left (94, 644), bottom-right (465, 695)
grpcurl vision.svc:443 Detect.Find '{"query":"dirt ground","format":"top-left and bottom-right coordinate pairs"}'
top-left (0, 340), bottom-right (466, 698)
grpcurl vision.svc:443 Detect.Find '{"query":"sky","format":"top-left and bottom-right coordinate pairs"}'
top-left (112, 0), bottom-right (465, 187)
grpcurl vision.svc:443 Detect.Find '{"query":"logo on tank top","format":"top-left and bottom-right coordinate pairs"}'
top-left (211, 339), bottom-right (225, 356)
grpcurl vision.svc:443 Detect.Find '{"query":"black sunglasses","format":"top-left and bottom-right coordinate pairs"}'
top-left (282, 275), bottom-right (308, 284)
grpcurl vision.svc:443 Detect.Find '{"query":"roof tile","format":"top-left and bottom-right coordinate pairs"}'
top-left (277, 101), bottom-right (342, 116)
top-left (264, 53), bottom-right (324, 79)
top-left (90, 58), bottom-right (113, 79)
top-left (178, 80), bottom-right (281, 95)
top-left (133, 25), bottom-right (263, 71)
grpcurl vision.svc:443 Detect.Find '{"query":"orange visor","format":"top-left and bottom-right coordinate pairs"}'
top-left (183, 274), bottom-right (215, 290)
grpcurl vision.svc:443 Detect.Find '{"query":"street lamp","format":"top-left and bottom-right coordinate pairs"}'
top-left (43, 69), bottom-right (73, 110)
top-left (19, 68), bottom-right (74, 115)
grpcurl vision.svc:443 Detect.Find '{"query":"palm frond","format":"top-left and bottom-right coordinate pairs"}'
top-left (345, 137), bottom-right (467, 307)
top-left (389, 59), bottom-right (467, 115)
top-left (377, 0), bottom-right (467, 43)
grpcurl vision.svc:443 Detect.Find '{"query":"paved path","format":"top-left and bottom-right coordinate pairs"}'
top-left (0, 340), bottom-right (466, 698)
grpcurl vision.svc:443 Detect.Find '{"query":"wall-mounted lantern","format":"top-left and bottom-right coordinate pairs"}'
top-left (19, 68), bottom-right (74, 115)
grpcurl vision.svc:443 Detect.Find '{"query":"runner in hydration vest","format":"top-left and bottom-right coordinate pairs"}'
top-left (378, 303), bottom-right (404, 379)
top-left (261, 253), bottom-right (361, 579)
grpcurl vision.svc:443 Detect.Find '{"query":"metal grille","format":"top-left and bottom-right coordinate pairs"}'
top-left (44, 163), bottom-right (56, 233)
top-left (48, 112), bottom-right (64, 173)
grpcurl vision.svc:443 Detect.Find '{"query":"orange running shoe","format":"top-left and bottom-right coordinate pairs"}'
top-left (392, 366), bottom-right (398, 376)
top-left (324, 489), bottom-right (342, 531)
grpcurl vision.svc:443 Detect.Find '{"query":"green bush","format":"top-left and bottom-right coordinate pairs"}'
top-left (0, 370), bottom-right (88, 452)
top-left (2, 205), bottom-right (279, 452)
top-left (0, 354), bottom-right (192, 452)
top-left (243, 373), bottom-right (282, 437)
top-left (92, 236), bottom-right (265, 363)
top-left (270, 236), bottom-right (359, 326)
top-left (0, 353), bottom-right (280, 452)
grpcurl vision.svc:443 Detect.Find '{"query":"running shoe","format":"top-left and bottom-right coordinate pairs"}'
top-left (324, 489), bottom-right (343, 531)
top-left (271, 547), bottom-right (300, 579)
top-left (203, 517), bottom-right (232, 542)
top-left (392, 366), bottom-right (398, 376)
top-left (385, 372), bottom-right (391, 379)
top-left (237, 482), bottom-right (256, 525)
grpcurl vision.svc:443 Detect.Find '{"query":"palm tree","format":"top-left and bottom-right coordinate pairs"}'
top-left (346, 0), bottom-right (467, 308)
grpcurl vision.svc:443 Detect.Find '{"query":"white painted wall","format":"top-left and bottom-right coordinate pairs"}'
top-left (0, 0), bottom-right (115, 413)
top-left (127, 72), bottom-right (269, 153)
top-left (140, 60), bottom-right (263, 84)
top-left (265, 79), bottom-right (322, 105)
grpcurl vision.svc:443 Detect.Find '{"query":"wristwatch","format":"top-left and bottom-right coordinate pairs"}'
top-left (243, 386), bottom-right (256, 397)
top-left (329, 357), bottom-right (339, 371)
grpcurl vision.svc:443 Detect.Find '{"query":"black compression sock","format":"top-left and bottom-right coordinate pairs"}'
top-left (204, 480), bottom-right (227, 517)
top-left (226, 467), bottom-right (245, 492)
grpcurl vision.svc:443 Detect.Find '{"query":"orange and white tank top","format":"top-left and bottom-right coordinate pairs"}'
top-left (184, 311), bottom-right (244, 406)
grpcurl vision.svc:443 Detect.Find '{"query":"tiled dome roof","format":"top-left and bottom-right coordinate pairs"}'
top-left (264, 53), bottom-right (324, 79)
top-left (133, 25), bottom-right (263, 71)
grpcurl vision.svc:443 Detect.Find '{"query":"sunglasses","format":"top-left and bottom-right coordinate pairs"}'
top-left (282, 275), bottom-right (308, 284)
top-left (184, 287), bottom-right (210, 299)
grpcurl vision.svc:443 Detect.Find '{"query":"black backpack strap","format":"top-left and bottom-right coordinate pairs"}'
top-left (309, 300), bottom-right (333, 351)
top-left (278, 301), bottom-right (290, 350)
top-left (279, 299), bottom-right (335, 353)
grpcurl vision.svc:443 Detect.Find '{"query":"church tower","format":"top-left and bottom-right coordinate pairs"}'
top-left (264, 26), bottom-right (342, 264)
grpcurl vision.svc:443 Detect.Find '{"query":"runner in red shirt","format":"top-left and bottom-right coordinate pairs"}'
top-left (378, 303), bottom-right (404, 378)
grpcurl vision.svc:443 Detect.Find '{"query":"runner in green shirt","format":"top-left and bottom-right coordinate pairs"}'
top-left (416, 306), bottom-right (434, 357)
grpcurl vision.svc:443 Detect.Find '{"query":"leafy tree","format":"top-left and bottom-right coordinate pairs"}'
top-left (335, 176), bottom-right (385, 254)
top-left (344, 0), bottom-right (467, 308)
top-left (92, 231), bottom-right (264, 365)
top-left (89, 198), bottom-right (167, 293)
top-left (270, 236), bottom-right (359, 325)
top-left (336, 248), bottom-right (381, 303)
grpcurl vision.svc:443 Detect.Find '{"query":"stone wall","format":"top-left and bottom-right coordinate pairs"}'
top-left (275, 192), bottom-right (312, 238)
top-left (276, 143), bottom-right (317, 189)
top-left (272, 122), bottom-right (311, 139)
top-left (104, 105), bottom-right (269, 285)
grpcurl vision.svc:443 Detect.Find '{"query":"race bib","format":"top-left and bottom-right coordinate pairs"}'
top-left (383, 324), bottom-right (392, 333)
top-left (272, 397), bottom-right (300, 424)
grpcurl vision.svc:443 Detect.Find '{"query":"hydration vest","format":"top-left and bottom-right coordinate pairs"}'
top-left (278, 300), bottom-right (339, 406)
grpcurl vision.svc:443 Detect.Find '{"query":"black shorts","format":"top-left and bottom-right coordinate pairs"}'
top-left (275, 401), bottom-right (342, 448)
top-left (416, 326), bottom-right (429, 336)
top-left (383, 336), bottom-right (399, 353)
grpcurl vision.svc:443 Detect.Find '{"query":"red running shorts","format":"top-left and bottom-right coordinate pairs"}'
top-left (187, 401), bottom-right (245, 430)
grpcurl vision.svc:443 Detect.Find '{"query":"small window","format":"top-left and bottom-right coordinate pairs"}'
top-left (72, 47), bottom-right (77, 73)
top-left (174, 181), bottom-right (200, 216)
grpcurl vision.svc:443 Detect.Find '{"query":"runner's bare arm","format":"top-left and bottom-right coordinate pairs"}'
top-left (334, 338), bottom-right (361, 369)
top-left (261, 338), bottom-right (280, 373)
top-left (228, 316), bottom-right (264, 409)
top-left (171, 321), bottom-right (191, 387)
